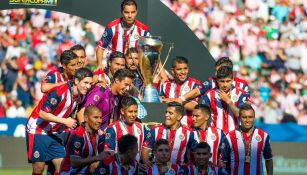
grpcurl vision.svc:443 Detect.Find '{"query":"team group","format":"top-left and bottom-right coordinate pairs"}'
top-left (25, 0), bottom-right (273, 175)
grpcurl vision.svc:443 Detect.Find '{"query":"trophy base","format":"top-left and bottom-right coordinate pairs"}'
top-left (142, 85), bottom-right (161, 103)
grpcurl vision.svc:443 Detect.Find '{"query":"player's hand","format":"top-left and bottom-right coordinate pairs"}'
top-left (139, 160), bottom-right (152, 172)
top-left (65, 117), bottom-right (77, 129)
top-left (218, 90), bottom-right (231, 104)
top-left (95, 64), bottom-right (104, 71)
top-left (96, 150), bottom-right (115, 161)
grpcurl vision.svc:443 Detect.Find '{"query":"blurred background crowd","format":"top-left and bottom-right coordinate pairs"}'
top-left (0, 0), bottom-right (306, 124)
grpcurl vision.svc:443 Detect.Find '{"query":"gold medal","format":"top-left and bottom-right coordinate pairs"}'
top-left (245, 155), bottom-right (251, 163)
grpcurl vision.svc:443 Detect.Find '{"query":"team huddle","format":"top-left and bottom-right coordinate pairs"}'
top-left (25, 0), bottom-right (273, 175)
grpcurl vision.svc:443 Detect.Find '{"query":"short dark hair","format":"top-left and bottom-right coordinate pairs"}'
top-left (118, 134), bottom-right (138, 154)
top-left (109, 51), bottom-right (125, 63)
top-left (167, 102), bottom-right (184, 116)
top-left (125, 47), bottom-right (138, 57)
top-left (195, 142), bottom-right (211, 151)
top-left (70, 44), bottom-right (85, 53)
top-left (121, 0), bottom-right (137, 12)
top-left (194, 104), bottom-right (211, 117)
top-left (172, 56), bottom-right (189, 68)
top-left (84, 105), bottom-right (101, 116)
top-left (239, 103), bottom-right (255, 117)
top-left (113, 68), bottom-right (135, 82)
top-left (153, 139), bottom-right (169, 152)
top-left (216, 66), bottom-right (233, 79)
top-left (121, 96), bottom-right (138, 109)
top-left (215, 57), bottom-right (233, 69)
top-left (60, 50), bottom-right (78, 65)
top-left (74, 68), bottom-right (93, 81)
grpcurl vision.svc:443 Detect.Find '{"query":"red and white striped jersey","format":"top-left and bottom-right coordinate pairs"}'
top-left (193, 126), bottom-right (225, 164)
top-left (61, 124), bottom-right (100, 174)
top-left (199, 77), bottom-right (249, 95)
top-left (26, 82), bottom-right (80, 135)
top-left (97, 18), bottom-right (150, 58)
top-left (146, 124), bottom-right (197, 165)
top-left (223, 128), bottom-right (273, 175)
top-left (159, 78), bottom-right (201, 126)
top-left (202, 87), bottom-right (250, 134)
top-left (182, 163), bottom-right (228, 175)
top-left (147, 163), bottom-right (182, 175)
top-left (104, 120), bottom-right (150, 161)
top-left (43, 67), bottom-right (71, 84)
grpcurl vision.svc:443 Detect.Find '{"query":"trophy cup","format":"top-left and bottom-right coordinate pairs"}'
top-left (138, 36), bottom-right (167, 103)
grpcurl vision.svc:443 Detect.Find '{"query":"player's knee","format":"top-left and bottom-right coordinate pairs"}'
top-left (32, 162), bottom-right (45, 173)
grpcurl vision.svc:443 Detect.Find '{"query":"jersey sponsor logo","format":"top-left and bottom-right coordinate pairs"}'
top-left (179, 134), bottom-right (185, 141)
top-left (34, 151), bottom-right (40, 158)
top-left (256, 135), bottom-right (262, 142)
top-left (44, 106), bottom-right (52, 113)
top-left (93, 95), bottom-right (100, 102)
top-left (74, 141), bottom-right (81, 149)
top-left (50, 98), bottom-right (57, 105)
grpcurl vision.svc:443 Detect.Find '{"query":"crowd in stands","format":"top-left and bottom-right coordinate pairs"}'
top-left (0, 1), bottom-right (306, 124)
top-left (162, 0), bottom-right (307, 124)
top-left (0, 9), bottom-right (103, 118)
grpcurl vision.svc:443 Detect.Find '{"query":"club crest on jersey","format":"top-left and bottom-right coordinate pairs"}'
top-left (203, 81), bottom-right (209, 86)
top-left (231, 94), bottom-right (239, 102)
top-left (136, 128), bottom-right (141, 135)
top-left (50, 98), bottom-right (57, 105)
top-left (182, 86), bottom-right (190, 94)
top-left (105, 133), bottom-right (111, 139)
top-left (134, 34), bottom-right (139, 39)
top-left (103, 31), bottom-right (107, 37)
top-left (168, 168), bottom-right (175, 175)
top-left (100, 168), bottom-right (106, 174)
top-left (93, 95), bottom-right (100, 102)
top-left (34, 151), bottom-right (40, 158)
top-left (211, 135), bottom-right (216, 141)
top-left (179, 134), bottom-right (185, 141)
top-left (74, 141), bottom-right (81, 149)
top-left (256, 135), bottom-right (262, 142)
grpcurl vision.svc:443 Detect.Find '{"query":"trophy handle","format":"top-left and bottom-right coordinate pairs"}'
top-left (153, 42), bottom-right (174, 83)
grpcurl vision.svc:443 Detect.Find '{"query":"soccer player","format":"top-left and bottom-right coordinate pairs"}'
top-left (77, 68), bottom-right (135, 129)
top-left (142, 102), bottom-right (197, 165)
top-left (159, 56), bottom-right (201, 126)
top-left (60, 106), bottom-right (114, 174)
top-left (125, 47), bottom-right (143, 90)
top-left (182, 142), bottom-right (228, 174)
top-left (202, 66), bottom-right (250, 134)
top-left (175, 57), bottom-right (249, 105)
top-left (93, 134), bottom-right (140, 175)
top-left (146, 139), bottom-right (182, 175)
top-left (104, 96), bottom-right (150, 161)
top-left (71, 44), bottom-right (87, 68)
top-left (41, 49), bottom-right (81, 93)
top-left (192, 104), bottom-right (224, 165)
top-left (26, 68), bottom-right (93, 175)
top-left (222, 104), bottom-right (273, 175)
top-left (96, 0), bottom-right (150, 70)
